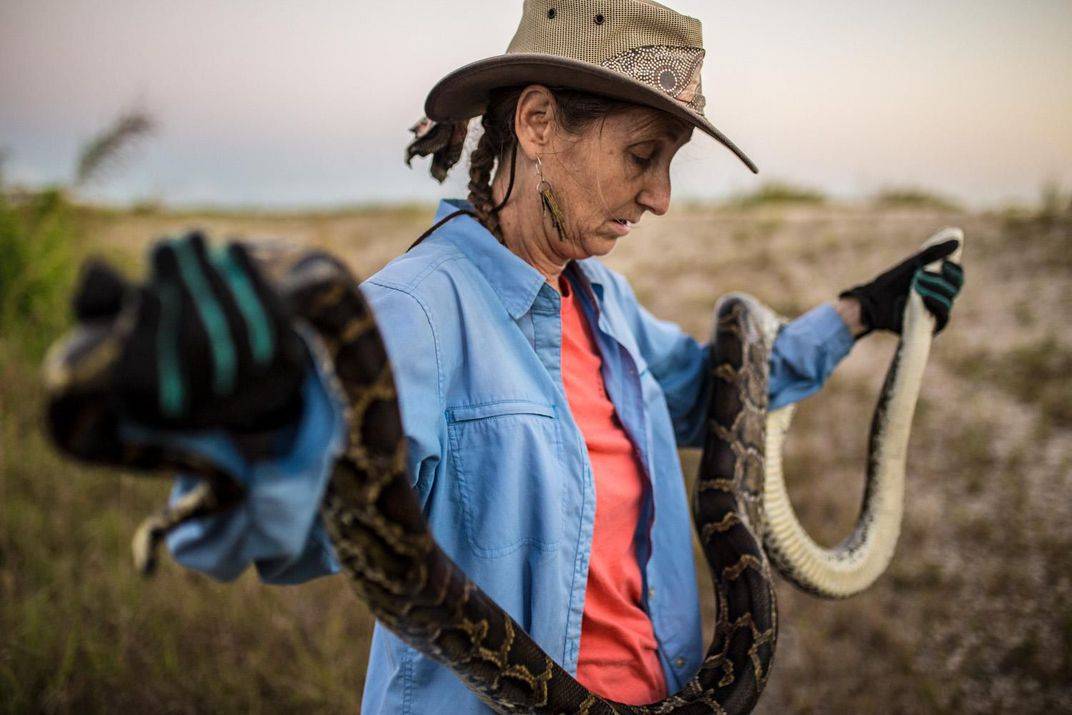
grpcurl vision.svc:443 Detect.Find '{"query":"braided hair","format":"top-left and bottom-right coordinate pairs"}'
top-left (466, 101), bottom-right (517, 242)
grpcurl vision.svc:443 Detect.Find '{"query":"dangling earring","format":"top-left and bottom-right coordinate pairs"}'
top-left (535, 156), bottom-right (567, 241)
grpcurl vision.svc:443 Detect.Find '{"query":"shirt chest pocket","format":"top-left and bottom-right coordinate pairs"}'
top-left (446, 400), bottom-right (567, 559)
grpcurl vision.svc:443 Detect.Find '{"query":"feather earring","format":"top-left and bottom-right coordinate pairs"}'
top-left (535, 156), bottom-right (567, 241)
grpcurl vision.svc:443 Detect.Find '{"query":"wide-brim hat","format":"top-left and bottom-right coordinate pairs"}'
top-left (423, 0), bottom-right (757, 174)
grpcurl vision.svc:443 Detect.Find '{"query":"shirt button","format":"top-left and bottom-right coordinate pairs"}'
top-left (674, 657), bottom-right (686, 669)
top-left (648, 586), bottom-right (655, 599)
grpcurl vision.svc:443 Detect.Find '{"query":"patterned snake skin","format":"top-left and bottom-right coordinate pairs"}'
top-left (43, 247), bottom-right (789, 713)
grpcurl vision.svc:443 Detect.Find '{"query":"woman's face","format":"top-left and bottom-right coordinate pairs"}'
top-left (544, 105), bottom-right (693, 258)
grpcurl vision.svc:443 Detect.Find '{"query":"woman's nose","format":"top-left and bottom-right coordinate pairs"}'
top-left (637, 171), bottom-right (672, 216)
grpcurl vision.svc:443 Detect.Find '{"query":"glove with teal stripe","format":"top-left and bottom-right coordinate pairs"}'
top-left (839, 239), bottom-right (964, 337)
top-left (87, 231), bottom-right (306, 431)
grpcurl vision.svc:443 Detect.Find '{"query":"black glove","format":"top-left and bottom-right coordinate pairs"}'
top-left (74, 231), bottom-right (306, 431)
top-left (839, 239), bottom-right (964, 337)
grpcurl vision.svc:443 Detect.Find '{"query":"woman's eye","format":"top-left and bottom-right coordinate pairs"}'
top-left (630, 152), bottom-right (654, 168)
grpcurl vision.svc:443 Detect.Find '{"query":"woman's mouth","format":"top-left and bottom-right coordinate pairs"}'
top-left (610, 217), bottom-right (634, 236)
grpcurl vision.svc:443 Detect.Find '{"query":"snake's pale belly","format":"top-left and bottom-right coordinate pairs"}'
top-left (43, 229), bottom-right (962, 713)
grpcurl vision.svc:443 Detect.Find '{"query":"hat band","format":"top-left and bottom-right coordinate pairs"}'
top-left (599, 45), bottom-right (707, 114)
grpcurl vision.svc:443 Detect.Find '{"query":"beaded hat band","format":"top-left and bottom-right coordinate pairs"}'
top-left (410, 0), bottom-right (757, 179)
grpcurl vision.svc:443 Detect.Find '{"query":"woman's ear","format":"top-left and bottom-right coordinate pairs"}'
top-left (514, 85), bottom-right (556, 162)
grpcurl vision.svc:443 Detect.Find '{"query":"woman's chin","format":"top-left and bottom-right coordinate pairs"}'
top-left (579, 233), bottom-right (620, 257)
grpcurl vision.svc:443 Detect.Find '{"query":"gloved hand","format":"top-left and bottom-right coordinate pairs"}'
top-left (839, 239), bottom-right (964, 337)
top-left (74, 231), bottom-right (306, 432)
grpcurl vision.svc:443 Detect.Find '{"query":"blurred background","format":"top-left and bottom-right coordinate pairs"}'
top-left (1, 1), bottom-right (1069, 712)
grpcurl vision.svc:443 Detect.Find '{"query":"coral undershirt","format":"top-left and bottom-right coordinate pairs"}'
top-left (559, 274), bottom-right (668, 705)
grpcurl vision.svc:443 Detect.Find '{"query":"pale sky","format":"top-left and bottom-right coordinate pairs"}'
top-left (2, 0), bottom-right (1070, 208)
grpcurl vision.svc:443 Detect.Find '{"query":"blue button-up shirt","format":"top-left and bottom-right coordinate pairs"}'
top-left (163, 200), bottom-right (853, 713)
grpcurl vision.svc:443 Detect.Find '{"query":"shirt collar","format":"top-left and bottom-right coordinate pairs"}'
top-left (572, 259), bottom-right (606, 303)
top-left (432, 199), bottom-right (607, 317)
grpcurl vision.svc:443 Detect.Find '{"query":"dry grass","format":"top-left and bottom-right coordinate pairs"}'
top-left (2, 201), bottom-right (1070, 712)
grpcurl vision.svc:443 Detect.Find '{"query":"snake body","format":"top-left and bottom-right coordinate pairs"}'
top-left (42, 229), bottom-right (963, 712)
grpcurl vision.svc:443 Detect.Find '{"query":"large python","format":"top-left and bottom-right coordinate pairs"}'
top-left (41, 228), bottom-right (963, 712)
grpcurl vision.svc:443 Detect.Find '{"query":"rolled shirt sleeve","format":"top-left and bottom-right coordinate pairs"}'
top-left (767, 303), bottom-right (855, 409)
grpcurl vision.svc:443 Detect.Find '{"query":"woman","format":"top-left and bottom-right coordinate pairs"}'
top-left (104, 0), bottom-right (964, 711)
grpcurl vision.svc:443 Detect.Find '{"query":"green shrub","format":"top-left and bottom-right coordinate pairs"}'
top-left (0, 109), bottom-right (153, 360)
top-left (1037, 180), bottom-right (1072, 222)
top-left (0, 188), bottom-right (79, 358)
top-left (725, 181), bottom-right (827, 208)
top-left (871, 187), bottom-right (961, 211)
